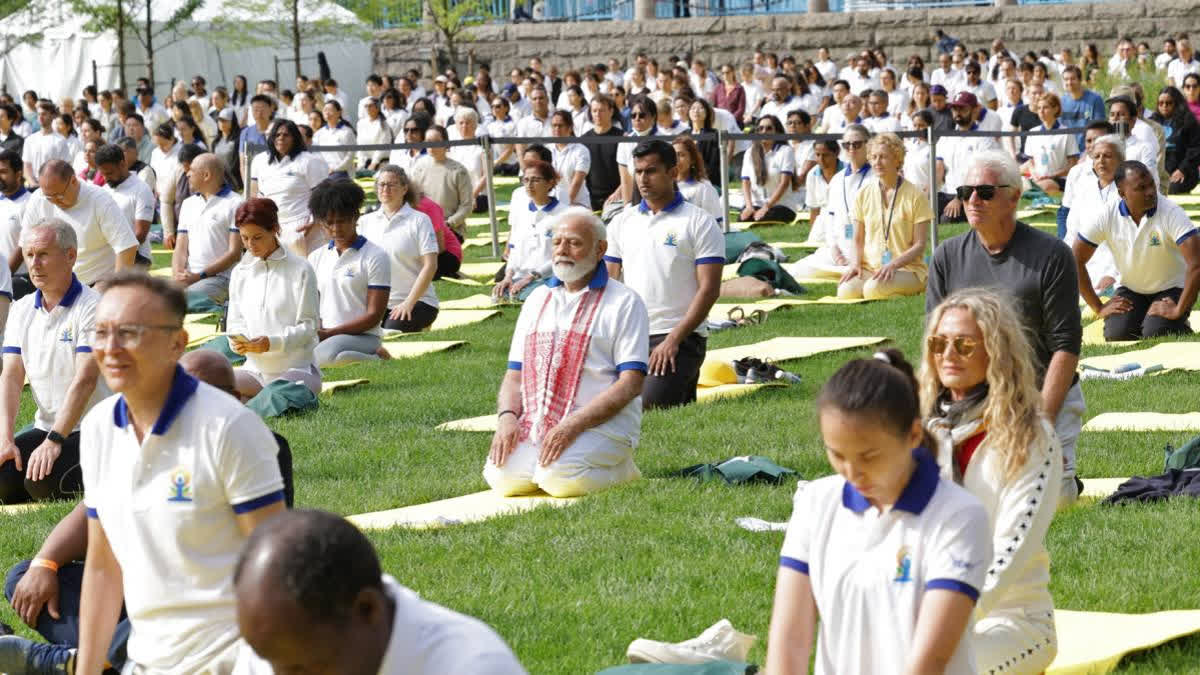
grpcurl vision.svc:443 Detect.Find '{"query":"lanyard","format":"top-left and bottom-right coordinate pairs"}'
top-left (880, 176), bottom-right (904, 246)
top-left (842, 165), bottom-right (868, 216)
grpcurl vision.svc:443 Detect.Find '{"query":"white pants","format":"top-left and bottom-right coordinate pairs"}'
top-left (238, 363), bottom-right (322, 396)
top-left (483, 430), bottom-right (641, 498)
top-left (837, 270), bottom-right (924, 300)
top-left (1054, 382), bottom-right (1086, 504)
top-left (784, 247), bottom-right (846, 280)
top-left (974, 607), bottom-right (1057, 675)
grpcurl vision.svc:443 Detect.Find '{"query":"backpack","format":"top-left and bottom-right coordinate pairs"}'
top-left (1164, 435), bottom-right (1200, 471)
top-left (735, 258), bottom-right (805, 295)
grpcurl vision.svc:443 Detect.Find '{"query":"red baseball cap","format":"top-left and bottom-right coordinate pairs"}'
top-left (949, 91), bottom-right (978, 108)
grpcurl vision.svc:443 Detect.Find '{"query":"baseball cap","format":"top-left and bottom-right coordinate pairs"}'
top-left (698, 360), bottom-right (738, 387)
top-left (1107, 84), bottom-right (1138, 106)
top-left (217, 108), bottom-right (235, 121)
top-left (949, 91), bottom-right (978, 108)
top-left (434, 75), bottom-right (448, 83)
top-left (930, 84), bottom-right (948, 96)
top-left (502, 83), bottom-right (518, 96)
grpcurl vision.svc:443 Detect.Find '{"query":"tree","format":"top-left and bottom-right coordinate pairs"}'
top-left (345, 0), bottom-right (495, 72)
top-left (0, 0), bottom-right (53, 87)
top-left (69, 0), bottom-right (203, 91)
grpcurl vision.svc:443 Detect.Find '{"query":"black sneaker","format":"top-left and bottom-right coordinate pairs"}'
top-left (0, 635), bottom-right (76, 675)
top-left (0, 622), bottom-right (11, 636)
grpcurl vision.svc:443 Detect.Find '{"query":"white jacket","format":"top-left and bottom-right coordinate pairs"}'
top-left (227, 244), bottom-right (319, 377)
top-left (935, 417), bottom-right (1061, 620)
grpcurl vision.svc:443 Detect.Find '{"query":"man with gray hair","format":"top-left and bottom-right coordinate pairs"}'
top-left (927, 150), bottom-right (1085, 506)
top-left (485, 208), bottom-right (649, 498)
top-left (0, 218), bottom-right (107, 503)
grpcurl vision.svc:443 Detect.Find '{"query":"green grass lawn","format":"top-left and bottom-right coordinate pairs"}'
top-left (2, 186), bottom-right (1200, 673)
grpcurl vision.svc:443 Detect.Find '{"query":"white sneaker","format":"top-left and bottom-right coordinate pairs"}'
top-left (626, 618), bottom-right (757, 664)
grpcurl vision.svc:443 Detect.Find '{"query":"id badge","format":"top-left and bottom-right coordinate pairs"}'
top-left (844, 223), bottom-right (853, 240)
top-left (882, 250), bottom-right (893, 265)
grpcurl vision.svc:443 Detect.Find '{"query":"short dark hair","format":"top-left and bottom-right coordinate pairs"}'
top-left (323, 98), bottom-right (343, 112)
top-left (818, 349), bottom-right (920, 439)
top-left (116, 137), bottom-right (138, 152)
top-left (1115, 160), bottom-right (1153, 186)
top-left (523, 143), bottom-right (552, 163)
top-left (631, 139), bottom-right (677, 169)
top-left (233, 509), bottom-right (383, 625)
top-left (365, 74), bottom-right (382, 86)
top-left (250, 94), bottom-right (274, 108)
top-left (95, 144), bottom-right (125, 167)
top-left (97, 272), bottom-right (187, 324)
top-left (786, 109), bottom-right (812, 126)
top-left (308, 178), bottom-right (365, 223)
top-left (1085, 120), bottom-right (1116, 135)
top-left (628, 95), bottom-right (657, 119)
top-left (153, 122), bottom-right (175, 140)
top-left (1062, 65), bottom-right (1083, 79)
top-left (817, 139), bottom-right (840, 154)
top-left (0, 149), bottom-right (20, 173)
top-left (178, 143), bottom-right (206, 166)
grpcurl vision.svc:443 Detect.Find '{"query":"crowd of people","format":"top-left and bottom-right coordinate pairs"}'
top-left (0, 29), bottom-right (1195, 674)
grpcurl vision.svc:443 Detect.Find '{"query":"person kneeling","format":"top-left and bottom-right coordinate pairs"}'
top-left (484, 209), bottom-right (649, 498)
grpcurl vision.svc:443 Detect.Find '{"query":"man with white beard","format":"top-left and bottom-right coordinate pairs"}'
top-left (484, 209), bottom-right (649, 498)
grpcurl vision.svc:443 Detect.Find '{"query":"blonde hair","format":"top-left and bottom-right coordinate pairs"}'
top-left (867, 132), bottom-right (905, 165)
top-left (919, 288), bottom-right (1050, 480)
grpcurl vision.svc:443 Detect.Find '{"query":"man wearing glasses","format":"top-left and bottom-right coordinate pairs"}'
top-left (17, 161), bottom-right (137, 286)
top-left (74, 273), bottom-right (286, 674)
top-left (0, 219), bottom-right (100, 505)
top-left (388, 113), bottom-right (431, 173)
top-left (927, 150), bottom-right (1084, 506)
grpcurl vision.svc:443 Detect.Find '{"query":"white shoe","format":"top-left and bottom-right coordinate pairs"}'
top-left (627, 618), bottom-right (757, 664)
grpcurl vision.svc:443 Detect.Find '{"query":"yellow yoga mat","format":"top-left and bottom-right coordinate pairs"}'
top-left (773, 241), bottom-right (821, 250)
top-left (1079, 342), bottom-right (1200, 372)
top-left (459, 261), bottom-right (506, 279)
top-left (695, 382), bottom-right (785, 402)
top-left (494, 176), bottom-right (520, 187)
top-left (463, 234), bottom-right (510, 248)
top-left (183, 322), bottom-right (222, 347)
top-left (1083, 412), bottom-right (1200, 432)
top-left (1081, 311), bottom-right (1200, 346)
top-left (436, 414), bottom-right (497, 432)
top-left (1048, 609), bottom-right (1200, 674)
top-left (1080, 477), bottom-right (1129, 499)
top-left (1016, 208), bottom-right (1049, 220)
top-left (1170, 193), bottom-right (1200, 206)
top-left (440, 294), bottom-right (516, 310)
top-left (321, 379), bottom-right (369, 395)
top-left (382, 310), bottom-right (500, 339)
top-left (375, 340), bottom-right (465, 360)
top-left (0, 502), bottom-right (51, 514)
top-left (440, 275), bottom-right (485, 287)
top-left (149, 266), bottom-right (173, 278)
top-left (721, 264), bottom-right (740, 281)
top-left (465, 216), bottom-right (494, 227)
top-left (347, 489), bottom-right (577, 530)
top-left (706, 336), bottom-right (887, 365)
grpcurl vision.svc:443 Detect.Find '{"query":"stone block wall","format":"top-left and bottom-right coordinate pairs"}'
top-left (374, 0), bottom-right (1200, 78)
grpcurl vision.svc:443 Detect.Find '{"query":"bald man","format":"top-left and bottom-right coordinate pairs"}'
top-left (232, 509), bottom-right (527, 675)
top-left (172, 153), bottom-right (245, 305)
top-left (0, 350), bottom-right (292, 673)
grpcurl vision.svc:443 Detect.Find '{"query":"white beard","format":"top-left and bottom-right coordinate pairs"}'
top-left (554, 255), bottom-right (597, 284)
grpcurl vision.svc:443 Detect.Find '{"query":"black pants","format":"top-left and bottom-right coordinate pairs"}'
top-left (473, 194), bottom-right (489, 213)
top-left (937, 192), bottom-right (968, 224)
top-left (382, 300), bottom-right (439, 332)
top-left (495, 163), bottom-right (519, 177)
top-left (749, 205), bottom-right (795, 223)
top-left (0, 429), bottom-right (82, 503)
top-left (643, 333), bottom-right (706, 410)
top-left (1104, 286), bottom-right (1193, 341)
top-left (11, 274), bottom-right (34, 301)
top-left (1168, 166), bottom-right (1200, 195)
top-left (435, 251), bottom-right (462, 280)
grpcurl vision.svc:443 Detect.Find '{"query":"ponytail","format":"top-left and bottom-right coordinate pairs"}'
top-left (818, 348), bottom-right (922, 442)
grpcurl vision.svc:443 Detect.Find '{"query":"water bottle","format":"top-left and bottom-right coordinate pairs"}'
top-left (1039, 146), bottom-right (1051, 177)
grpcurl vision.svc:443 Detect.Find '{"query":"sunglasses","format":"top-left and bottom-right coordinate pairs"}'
top-left (630, 112), bottom-right (649, 119)
top-left (840, 140), bottom-right (865, 150)
top-left (927, 335), bottom-right (980, 358)
top-left (404, 127), bottom-right (420, 133)
top-left (955, 184), bottom-right (1010, 201)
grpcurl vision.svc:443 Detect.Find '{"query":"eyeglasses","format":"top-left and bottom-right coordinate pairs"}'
top-left (376, 181), bottom-right (402, 190)
top-left (927, 334), bottom-right (980, 358)
top-left (85, 324), bottom-right (180, 349)
top-left (521, 176), bottom-right (546, 185)
top-left (840, 140), bottom-right (865, 150)
top-left (955, 184), bottom-right (1011, 201)
top-left (630, 112), bottom-right (649, 119)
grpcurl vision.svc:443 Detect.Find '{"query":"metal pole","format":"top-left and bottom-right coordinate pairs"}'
top-left (481, 135), bottom-right (501, 258)
top-left (273, 56), bottom-right (280, 89)
top-left (927, 125), bottom-right (938, 251)
top-left (718, 128), bottom-right (729, 232)
top-left (92, 60), bottom-right (98, 96)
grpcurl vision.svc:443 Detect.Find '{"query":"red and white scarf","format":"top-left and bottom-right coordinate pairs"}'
top-left (519, 285), bottom-right (607, 443)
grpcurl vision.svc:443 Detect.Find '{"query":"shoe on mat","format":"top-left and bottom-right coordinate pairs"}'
top-left (627, 618), bottom-right (757, 664)
top-left (0, 635), bottom-right (76, 675)
top-left (0, 622), bottom-right (11, 636)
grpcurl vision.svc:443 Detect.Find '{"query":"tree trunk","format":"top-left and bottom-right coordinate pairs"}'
top-left (292, 0), bottom-right (300, 83)
top-left (116, 0), bottom-right (126, 90)
top-left (145, 0), bottom-right (154, 90)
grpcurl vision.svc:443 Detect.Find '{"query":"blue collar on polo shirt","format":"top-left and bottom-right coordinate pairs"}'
top-left (528, 196), bottom-right (559, 212)
top-left (1, 186), bottom-right (27, 201)
top-left (34, 275), bottom-right (83, 310)
top-left (1118, 199), bottom-right (1157, 220)
top-left (327, 234), bottom-right (367, 250)
top-left (842, 449), bottom-right (939, 515)
top-left (547, 261), bottom-right (608, 290)
top-left (215, 184), bottom-right (233, 198)
top-left (637, 189), bottom-right (684, 214)
top-left (845, 163), bottom-right (870, 178)
top-left (112, 365), bottom-right (200, 435)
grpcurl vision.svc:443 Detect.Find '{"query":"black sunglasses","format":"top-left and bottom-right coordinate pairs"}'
top-left (630, 112), bottom-right (649, 119)
top-left (956, 184), bottom-right (1011, 201)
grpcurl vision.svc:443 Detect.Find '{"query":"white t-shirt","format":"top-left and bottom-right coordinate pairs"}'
top-left (846, 72), bottom-right (881, 96)
top-left (506, 197), bottom-right (570, 281)
top-left (1024, 123), bottom-right (1079, 179)
top-left (975, 107), bottom-right (1003, 132)
top-left (19, 182), bottom-right (138, 285)
top-left (779, 451), bottom-right (990, 675)
top-left (105, 173), bottom-right (156, 262)
top-left (740, 144), bottom-right (801, 212)
top-left (21, 132), bottom-right (70, 178)
top-left (605, 195), bottom-right (724, 335)
top-left (82, 369), bottom-right (284, 672)
top-left (516, 114), bottom-right (552, 140)
top-left (902, 142), bottom-right (938, 196)
top-left (149, 142), bottom-right (181, 201)
top-left (177, 187), bottom-right (243, 278)
top-left (508, 269), bottom-right (649, 446)
top-left (1064, 172), bottom-right (1120, 284)
top-left (226, 245), bottom-right (320, 377)
top-left (885, 89), bottom-right (911, 118)
top-left (822, 164), bottom-right (873, 260)
top-left (355, 116), bottom-right (393, 167)
top-left (449, 143), bottom-right (487, 191)
top-left (250, 151), bottom-right (329, 251)
top-left (616, 126), bottom-right (657, 170)
top-left (307, 236), bottom-right (391, 337)
top-left (958, 80), bottom-right (997, 104)
top-left (1123, 135), bottom-right (1161, 190)
top-left (551, 143), bottom-right (592, 208)
top-left (0, 188), bottom-right (30, 275)
top-left (484, 118), bottom-right (519, 164)
top-left (1167, 58), bottom-right (1200, 87)
top-left (1078, 196), bottom-right (1197, 294)
top-left (760, 96), bottom-right (807, 123)
top-left (357, 204), bottom-right (439, 309)
top-left (936, 128), bottom-right (1001, 192)
top-left (311, 122), bottom-right (356, 174)
top-left (864, 115), bottom-right (902, 134)
top-left (678, 179), bottom-right (724, 227)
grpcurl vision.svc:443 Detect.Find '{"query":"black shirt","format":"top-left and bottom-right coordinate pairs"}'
top-left (0, 131), bottom-right (22, 156)
top-left (583, 126), bottom-right (624, 211)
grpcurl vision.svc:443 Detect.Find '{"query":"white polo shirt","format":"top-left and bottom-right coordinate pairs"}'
top-left (606, 193), bottom-right (724, 336)
top-left (484, 117), bottom-right (519, 163)
top-left (975, 107), bottom-right (1002, 132)
top-left (936, 127), bottom-right (1001, 192)
top-left (508, 266), bottom-right (649, 446)
top-left (804, 163), bottom-right (840, 213)
top-left (863, 115), bottom-right (902, 134)
top-left (81, 367), bottom-right (284, 672)
top-left (105, 173), bottom-right (157, 263)
top-left (307, 235), bottom-right (391, 337)
top-left (551, 143), bottom-right (592, 208)
top-left (515, 114), bottom-right (552, 140)
top-left (823, 164), bottom-right (873, 260)
top-left (0, 187), bottom-right (30, 275)
top-left (1077, 197), bottom-right (1198, 294)
top-left (20, 181), bottom-right (138, 285)
top-left (507, 196), bottom-right (569, 281)
top-left (20, 131), bottom-right (70, 178)
top-left (357, 203), bottom-right (439, 309)
top-left (227, 245), bottom-right (320, 377)
top-left (177, 186), bottom-right (243, 278)
top-left (780, 451), bottom-right (991, 675)
top-left (449, 142), bottom-right (486, 190)
top-left (678, 179), bottom-right (724, 227)
top-left (616, 126), bottom-right (658, 170)
top-left (741, 144), bottom-right (801, 212)
top-left (249, 150), bottom-right (329, 227)
top-left (1025, 122), bottom-right (1079, 178)
top-left (311, 122), bottom-right (355, 174)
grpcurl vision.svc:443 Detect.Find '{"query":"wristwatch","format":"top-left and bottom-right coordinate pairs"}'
top-left (199, 270), bottom-right (209, 279)
top-left (46, 430), bottom-right (66, 445)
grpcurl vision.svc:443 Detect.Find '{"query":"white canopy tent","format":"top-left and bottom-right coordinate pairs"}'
top-left (1, 0), bottom-right (372, 109)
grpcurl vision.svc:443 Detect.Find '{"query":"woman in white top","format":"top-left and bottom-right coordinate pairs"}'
top-left (312, 100), bottom-right (356, 178)
top-left (549, 110), bottom-right (591, 209)
top-left (563, 86), bottom-right (591, 136)
top-left (357, 164), bottom-right (440, 332)
top-left (920, 288), bottom-right (1062, 675)
top-left (249, 119), bottom-right (329, 256)
top-left (767, 349), bottom-right (991, 675)
top-left (903, 110), bottom-right (945, 197)
top-left (739, 114), bottom-right (800, 223)
top-left (355, 97), bottom-right (393, 172)
top-left (380, 88), bottom-right (409, 139)
top-left (1022, 92), bottom-right (1079, 196)
top-left (494, 159), bottom-right (570, 301)
top-left (389, 113), bottom-right (431, 174)
top-left (996, 79), bottom-right (1025, 158)
top-left (228, 197), bottom-right (322, 400)
top-left (486, 97), bottom-right (520, 175)
top-left (672, 135), bottom-right (724, 228)
top-left (1063, 133), bottom-right (1122, 294)
top-left (802, 139), bottom-right (842, 231)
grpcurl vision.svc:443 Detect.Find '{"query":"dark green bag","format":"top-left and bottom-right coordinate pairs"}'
top-left (1164, 435), bottom-right (1200, 471)
top-left (723, 231), bottom-right (763, 264)
top-left (246, 380), bottom-right (318, 418)
top-left (673, 456), bottom-right (797, 485)
top-left (194, 335), bottom-right (245, 366)
top-left (736, 258), bottom-right (804, 295)
top-left (597, 662), bottom-right (757, 675)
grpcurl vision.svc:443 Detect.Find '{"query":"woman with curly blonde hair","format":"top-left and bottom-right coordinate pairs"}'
top-left (919, 287), bottom-right (1062, 675)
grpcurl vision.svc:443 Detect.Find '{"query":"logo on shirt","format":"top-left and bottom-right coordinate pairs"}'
top-left (59, 329), bottom-right (73, 343)
top-left (664, 231), bottom-right (679, 247)
top-left (344, 268), bottom-right (356, 279)
top-left (1149, 233), bottom-right (1162, 247)
top-left (894, 547), bottom-right (913, 583)
top-left (167, 468), bottom-right (193, 503)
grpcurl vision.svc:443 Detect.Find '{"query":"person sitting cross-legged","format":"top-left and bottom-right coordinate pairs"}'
top-left (170, 153), bottom-right (244, 306)
top-left (307, 179), bottom-right (391, 367)
top-left (493, 160), bottom-right (569, 302)
top-left (1073, 160), bottom-right (1200, 341)
top-left (485, 209), bottom-right (649, 498)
